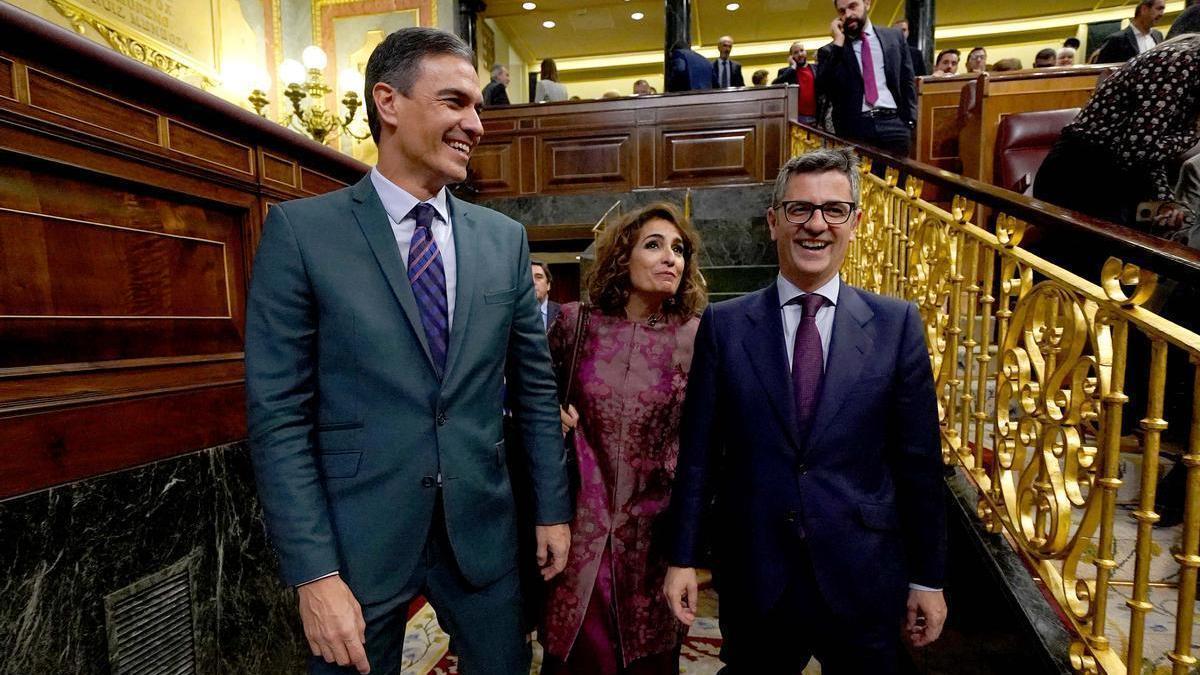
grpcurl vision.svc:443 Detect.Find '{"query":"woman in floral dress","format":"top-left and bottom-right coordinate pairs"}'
top-left (541, 202), bottom-right (707, 674)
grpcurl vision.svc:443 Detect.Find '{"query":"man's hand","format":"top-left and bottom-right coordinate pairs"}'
top-left (560, 404), bottom-right (579, 437)
top-left (904, 588), bottom-right (947, 648)
top-left (1154, 202), bottom-right (1193, 231)
top-left (663, 566), bottom-right (699, 626)
top-left (830, 18), bottom-right (846, 46)
top-left (297, 575), bottom-right (370, 673)
top-left (536, 523), bottom-right (571, 580)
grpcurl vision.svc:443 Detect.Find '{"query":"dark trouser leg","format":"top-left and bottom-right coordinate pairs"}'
top-left (872, 116), bottom-right (912, 158)
top-left (423, 509), bottom-right (531, 675)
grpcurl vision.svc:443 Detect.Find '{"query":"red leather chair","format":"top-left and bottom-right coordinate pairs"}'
top-left (993, 108), bottom-right (1080, 195)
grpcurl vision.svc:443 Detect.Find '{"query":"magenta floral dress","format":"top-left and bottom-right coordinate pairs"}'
top-left (542, 302), bottom-right (699, 668)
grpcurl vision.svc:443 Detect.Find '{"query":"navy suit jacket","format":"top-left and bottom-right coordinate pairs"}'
top-left (712, 58), bottom-right (745, 87)
top-left (245, 175), bottom-right (571, 604)
top-left (545, 300), bottom-right (561, 333)
top-left (816, 26), bottom-right (918, 132)
top-left (668, 281), bottom-right (945, 619)
top-left (667, 48), bottom-right (718, 92)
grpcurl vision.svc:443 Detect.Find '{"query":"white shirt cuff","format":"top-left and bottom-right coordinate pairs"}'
top-left (296, 571), bottom-right (340, 588)
top-left (909, 583), bottom-right (942, 592)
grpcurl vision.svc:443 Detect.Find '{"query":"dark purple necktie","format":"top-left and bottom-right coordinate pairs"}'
top-left (407, 203), bottom-right (448, 373)
top-left (861, 31), bottom-right (879, 107)
top-left (791, 293), bottom-right (828, 440)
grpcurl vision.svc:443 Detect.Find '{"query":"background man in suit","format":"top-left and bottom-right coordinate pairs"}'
top-left (773, 41), bottom-right (818, 124)
top-left (816, 0), bottom-right (918, 157)
top-left (667, 38), bottom-right (717, 92)
top-left (891, 20), bottom-right (928, 77)
top-left (664, 148), bottom-right (947, 674)
top-left (245, 27), bottom-right (572, 675)
top-left (482, 63), bottom-right (510, 107)
top-left (1095, 0), bottom-right (1165, 63)
top-left (713, 35), bottom-right (746, 87)
top-left (531, 260), bottom-right (561, 332)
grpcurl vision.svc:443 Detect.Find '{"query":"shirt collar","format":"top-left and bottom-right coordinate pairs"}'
top-left (1132, 24), bottom-right (1149, 38)
top-left (369, 166), bottom-right (450, 226)
top-left (860, 19), bottom-right (875, 39)
top-left (539, 298), bottom-right (549, 312)
top-left (777, 273), bottom-right (840, 309)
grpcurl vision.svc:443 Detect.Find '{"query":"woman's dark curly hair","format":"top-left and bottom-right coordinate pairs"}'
top-left (586, 201), bottom-right (707, 318)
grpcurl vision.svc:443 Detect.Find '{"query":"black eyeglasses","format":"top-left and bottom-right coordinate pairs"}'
top-left (775, 201), bottom-right (857, 225)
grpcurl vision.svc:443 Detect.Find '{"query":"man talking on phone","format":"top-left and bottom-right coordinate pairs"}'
top-left (815, 0), bottom-right (917, 157)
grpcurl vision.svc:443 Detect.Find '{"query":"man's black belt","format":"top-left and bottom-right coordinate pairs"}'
top-left (860, 108), bottom-right (899, 119)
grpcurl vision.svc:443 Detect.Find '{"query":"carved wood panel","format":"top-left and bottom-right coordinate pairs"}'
top-left (538, 134), bottom-right (633, 193)
top-left (659, 125), bottom-right (759, 187)
top-left (470, 140), bottom-right (518, 194)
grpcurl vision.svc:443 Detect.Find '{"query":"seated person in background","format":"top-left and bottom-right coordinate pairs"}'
top-left (1033, 33), bottom-right (1200, 233)
top-left (932, 48), bottom-right (960, 76)
top-left (752, 69), bottom-right (770, 86)
top-left (1057, 47), bottom-right (1076, 65)
top-left (892, 19), bottom-right (928, 76)
top-left (1064, 36), bottom-right (1081, 50)
top-left (1034, 48), bottom-right (1057, 67)
top-left (535, 58), bottom-right (569, 102)
top-left (991, 57), bottom-right (1023, 71)
top-left (774, 42), bottom-right (817, 124)
top-left (600, 89), bottom-right (621, 99)
top-left (966, 46), bottom-right (987, 72)
top-left (633, 79), bottom-right (653, 95)
top-left (482, 63), bottom-right (511, 106)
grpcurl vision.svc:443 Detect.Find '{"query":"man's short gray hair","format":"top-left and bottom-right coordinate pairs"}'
top-left (771, 148), bottom-right (862, 207)
top-left (491, 63), bottom-right (508, 78)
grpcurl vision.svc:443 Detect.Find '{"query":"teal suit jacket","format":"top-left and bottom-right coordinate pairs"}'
top-left (245, 175), bottom-right (572, 604)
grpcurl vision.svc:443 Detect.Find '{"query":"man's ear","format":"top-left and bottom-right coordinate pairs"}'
top-left (373, 82), bottom-right (399, 131)
top-left (767, 206), bottom-right (780, 242)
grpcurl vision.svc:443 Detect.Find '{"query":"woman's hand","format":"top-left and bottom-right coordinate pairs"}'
top-left (560, 404), bottom-right (579, 436)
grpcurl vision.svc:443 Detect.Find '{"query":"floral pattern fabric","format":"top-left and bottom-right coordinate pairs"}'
top-left (1064, 34), bottom-right (1200, 201)
top-left (540, 302), bottom-right (699, 666)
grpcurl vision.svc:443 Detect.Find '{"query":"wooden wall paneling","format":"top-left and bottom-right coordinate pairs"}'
top-left (536, 109), bottom-right (638, 132)
top-left (24, 67), bottom-right (162, 149)
top-left (636, 108), bottom-right (656, 189)
top-left (764, 117), bottom-right (783, 178)
top-left (658, 124), bottom-right (759, 187)
top-left (0, 383), bottom-right (247, 499)
top-left (259, 150), bottom-right (298, 190)
top-left (519, 136), bottom-right (536, 194)
top-left (166, 119), bottom-right (255, 177)
top-left (299, 167), bottom-right (348, 195)
top-left (469, 139), bottom-right (519, 195)
top-left (0, 56), bottom-right (14, 101)
top-left (538, 133), bottom-right (634, 193)
top-left (916, 74), bottom-right (971, 174)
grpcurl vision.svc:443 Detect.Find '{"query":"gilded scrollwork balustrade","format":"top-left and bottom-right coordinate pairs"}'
top-left (790, 124), bottom-right (1200, 675)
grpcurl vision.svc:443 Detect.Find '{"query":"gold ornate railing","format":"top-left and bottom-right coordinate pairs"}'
top-left (791, 125), bottom-right (1200, 675)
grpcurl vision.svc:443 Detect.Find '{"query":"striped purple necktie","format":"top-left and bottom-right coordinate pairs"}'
top-left (407, 203), bottom-right (448, 373)
top-left (791, 293), bottom-right (828, 440)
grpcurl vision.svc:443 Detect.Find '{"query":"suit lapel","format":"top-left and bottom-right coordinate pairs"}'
top-left (442, 193), bottom-right (477, 381)
top-left (350, 175), bottom-right (437, 373)
top-left (1127, 27), bottom-right (1139, 56)
top-left (806, 285), bottom-right (874, 449)
top-left (740, 284), bottom-right (802, 456)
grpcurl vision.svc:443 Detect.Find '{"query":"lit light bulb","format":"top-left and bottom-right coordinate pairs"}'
top-left (280, 59), bottom-right (306, 86)
top-left (301, 45), bottom-right (328, 71)
top-left (631, 11), bottom-right (644, 20)
top-left (542, 20), bottom-right (556, 28)
top-left (253, 70), bottom-right (272, 92)
top-left (522, 1), bottom-right (536, 9)
top-left (726, 2), bottom-right (740, 10)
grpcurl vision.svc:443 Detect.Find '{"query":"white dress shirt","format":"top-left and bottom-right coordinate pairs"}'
top-left (778, 273), bottom-right (840, 372)
top-left (851, 20), bottom-right (898, 112)
top-left (370, 167), bottom-right (457, 332)
top-left (775, 272), bottom-right (940, 593)
top-left (1133, 25), bottom-right (1157, 54)
top-left (539, 298), bottom-right (550, 331)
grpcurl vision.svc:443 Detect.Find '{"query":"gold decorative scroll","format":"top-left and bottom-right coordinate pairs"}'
top-left (45, 0), bottom-right (220, 81)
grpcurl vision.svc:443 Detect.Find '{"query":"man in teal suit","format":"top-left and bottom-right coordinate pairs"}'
top-left (245, 27), bottom-right (572, 675)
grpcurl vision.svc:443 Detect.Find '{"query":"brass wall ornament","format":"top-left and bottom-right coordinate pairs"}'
top-left (790, 124), bottom-right (1200, 675)
top-left (256, 46), bottom-right (369, 145)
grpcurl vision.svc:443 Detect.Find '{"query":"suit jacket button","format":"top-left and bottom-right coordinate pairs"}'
top-left (436, 413), bottom-right (447, 426)
top-left (421, 476), bottom-right (436, 488)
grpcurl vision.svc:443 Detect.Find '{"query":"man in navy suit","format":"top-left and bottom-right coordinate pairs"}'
top-left (667, 38), bottom-right (718, 92)
top-left (531, 260), bottom-right (560, 332)
top-left (816, 0), bottom-right (917, 157)
top-left (246, 27), bottom-right (572, 675)
top-left (664, 148), bottom-right (946, 673)
top-left (713, 35), bottom-right (746, 88)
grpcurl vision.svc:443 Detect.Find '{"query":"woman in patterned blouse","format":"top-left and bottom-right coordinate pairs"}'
top-left (541, 202), bottom-right (706, 675)
top-left (1033, 32), bottom-right (1200, 231)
